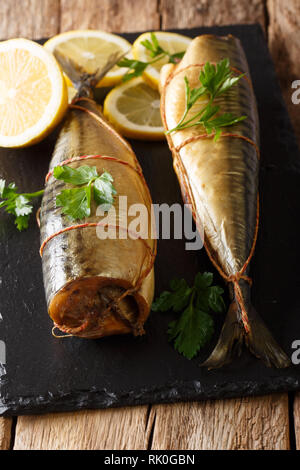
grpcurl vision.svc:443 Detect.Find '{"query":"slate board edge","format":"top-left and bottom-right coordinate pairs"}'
top-left (1, 375), bottom-right (300, 416)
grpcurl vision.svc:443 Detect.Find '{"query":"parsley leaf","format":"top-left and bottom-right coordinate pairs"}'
top-left (117, 57), bottom-right (148, 82)
top-left (152, 272), bottom-right (225, 360)
top-left (93, 171), bottom-right (117, 209)
top-left (141, 33), bottom-right (185, 64)
top-left (152, 278), bottom-right (192, 313)
top-left (56, 186), bottom-right (92, 220)
top-left (14, 195), bottom-right (33, 217)
top-left (0, 165), bottom-right (117, 229)
top-left (168, 306), bottom-right (214, 360)
top-left (141, 32), bottom-right (165, 58)
top-left (118, 32), bottom-right (186, 81)
top-left (15, 215), bottom-right (31, 231)
top-left (166, 58), bottom-right (247, 139)
top-left (204, 113), bottom-right (247, 139)
top-left (53, 165), bottom-right (116, 221)
top-left (0, 179), bottom-right (44, 231)
top-left (53, 165), bottom-right (98, 185)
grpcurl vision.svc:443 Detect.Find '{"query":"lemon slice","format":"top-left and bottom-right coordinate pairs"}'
top-left (0, 38), bottom-right (68, 148)
top-left (67, 85), bottom-right (77, 104)
top-left (132, 31), bottom-right (191, 89)
top-left (103, 77), bottom-right (164, 141)
top-left (44, 30), bottom-right (131, 88)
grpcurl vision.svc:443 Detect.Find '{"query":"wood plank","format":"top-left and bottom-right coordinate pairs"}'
top-left (268, 0), bottom-right (300, 146)
top-left (294, 394), bottom-right (300, 449)
top-left (268, 0), bottom-right (300, 82)
top-left (60, 0), bottom-right (160, 32)
top-left (159, 0), bottom-right (266, 30)
top-left (0, 0), bottom-right (60, 39)
top-left (150, 394), bottom-right (290, 450)
top-left (0, 418), bottom-right (12, 450)
top-left (13, 406), bottom-right (151, 450)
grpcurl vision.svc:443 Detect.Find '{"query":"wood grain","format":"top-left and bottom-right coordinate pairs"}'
top-left (294, 394), bottom-right (300, 449)
top-left (13, 394), bottom-right (290, 450)
top-left (13, 406), bottom-right (151, 450)
top-left (159, 0), bottom-right (266, 30)
top-left (268, 0), bottom-right (300, 146)
top-left (0, 0), bottom-right (60, 39)
top-left (150, 395), bottom-right (290, 450)
top-left (60, 0), bottom-right (160, 32)
top-left (268, 0), bottom-right (300, 82)
top-left (0, 418), bottom-right (12, 450)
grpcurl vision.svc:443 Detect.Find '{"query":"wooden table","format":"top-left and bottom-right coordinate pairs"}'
top-left (1, 0), bottom-right (300, 450)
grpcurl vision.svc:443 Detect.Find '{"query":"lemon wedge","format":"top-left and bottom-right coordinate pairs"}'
top-left (44, 30), bottom-right (131, 88)
top-left (103, 77), bottom-right (164, 141)
top-left (0, 38), bottom-right (68, 148)
top-left (132, 31), bottom-right (191, 89)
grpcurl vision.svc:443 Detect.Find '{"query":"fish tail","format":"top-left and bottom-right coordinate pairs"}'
top-left (202, 301), bottom-right (291, 369)
top-left (53, 49), bottom-right (127, 97)
top-left (201, 301), bottom-right (244, 369)
top-left (245, 305), bottom-right (291, 368)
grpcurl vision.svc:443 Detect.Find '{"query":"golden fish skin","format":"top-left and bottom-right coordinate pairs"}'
top-left (160, 35), bottom-right (290, 368)
top-left (40, 97), bottom-right (155, 339)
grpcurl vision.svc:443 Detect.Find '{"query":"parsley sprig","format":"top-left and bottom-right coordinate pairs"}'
top-left (0, 179), bottom-right (44, 231)
top-left (54, 165), bottom-right (116, 221)
top-left (152, 272), bottom-right (225, 359)
top-left (118, 32), bottom-right (185, 82)
top-left (0, 166), bottom-right (116, 230)
top-left (141, 32), bottom-right (185, 64)
top-left (166, 58), bottom-right (247, 140)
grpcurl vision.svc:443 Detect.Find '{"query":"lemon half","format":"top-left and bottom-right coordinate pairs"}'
top-left (0, 38), bottom-right (68, 148)
top-left (103, 77), bottom-right (164, 141)
top-left (44, 30), bottom-right (131, 88)
top-left (132, 31), bottom-right (191, 89)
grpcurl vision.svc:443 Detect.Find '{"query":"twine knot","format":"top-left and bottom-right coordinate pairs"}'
top-left (227, 272), bottom-right (253, 334)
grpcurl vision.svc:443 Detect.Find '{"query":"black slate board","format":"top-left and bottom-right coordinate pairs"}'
top-left (1, 24), bottom-right (300, 416)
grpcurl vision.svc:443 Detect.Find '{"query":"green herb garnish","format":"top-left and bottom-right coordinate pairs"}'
top-left (140, 32), bottom-right (185, 64)
top-left (54, 165), bottom-right (116, 221)
top-left (0, 179), bottom-right (44, 231)
top-left (117, 57), bottom-right (149, 82)
top-left (152, 272), bottom-right (225, 359)
top-left (93, 171), bottom-right (117, 209)
top-left (117, 57), bottom-right (151, 82)
top-left (166, 58), bottom-right (247, 140)
top-left (0, 166), bottom-right (116, 230)
top-left (118, 32), bottom-right (185, 82)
